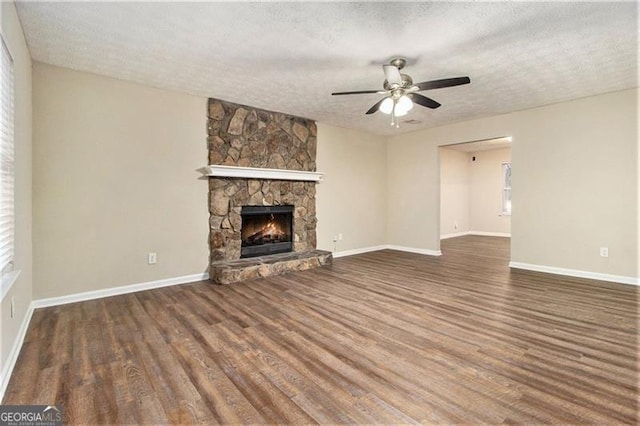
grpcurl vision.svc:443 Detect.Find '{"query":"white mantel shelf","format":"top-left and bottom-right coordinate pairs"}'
top-left (199, 165), bottom-right (324, 182)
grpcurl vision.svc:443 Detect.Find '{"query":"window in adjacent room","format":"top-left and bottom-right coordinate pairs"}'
top-left (1, 35), bottom-right (16, 297)
top-left (501, 162), bottom-right (512, 215)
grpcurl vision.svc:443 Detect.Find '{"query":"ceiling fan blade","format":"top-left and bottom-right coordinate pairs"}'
top-left (383, 65), bottom-right (402, 86)
top-left (416, 77), bottom-right (471, 91)
top-left (408, 93), bottom-right (441, 109)
top-left (365, 97), bottom-right (388, 115)
top-left (332, 90), bottom-right (381, 95)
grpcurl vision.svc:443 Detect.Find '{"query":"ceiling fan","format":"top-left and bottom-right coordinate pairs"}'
top-left (332, 58), bottom-right (470, 127)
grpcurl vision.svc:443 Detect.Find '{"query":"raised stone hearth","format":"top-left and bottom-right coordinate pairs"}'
top-left (210, 250), bottom-right (332, 285)
top-left (207, 97), bottom-right (328, 284)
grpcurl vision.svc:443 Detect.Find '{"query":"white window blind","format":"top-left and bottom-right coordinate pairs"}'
top-left (0, 36), bottom-right (15, 275)
top-left (501, 162), bottom-right (512, 216)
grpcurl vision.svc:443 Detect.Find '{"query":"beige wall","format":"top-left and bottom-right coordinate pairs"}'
top-left (0, 2), bottom-right (33, 373)
top-left (25, 63), bottom-right (640, 301)
top-left (439, 148), bottom-right (470, 236)
top-left (316, 123), bottom-right (387, 254)
top-left (32, 64), bottom-right (390, 299)
top-left (33, 63), bottom-right (209, 299)
top-left (468, 147), bottom-right (511, 235)
top-left (388, 88), bottom-right (638, 279)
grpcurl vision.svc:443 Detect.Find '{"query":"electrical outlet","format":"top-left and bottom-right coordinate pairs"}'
top-left (10, 296), bottom-right (15, 318)
top-left (600, 247), bottom-right (609, 258)
top-left (332, 235), bottom-right (338, 242)
top-left (148, 252), bottom-right (157, 264)
top-left (338, 233), bottom-right (343, 241)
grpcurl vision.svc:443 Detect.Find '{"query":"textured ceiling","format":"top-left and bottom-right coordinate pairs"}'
top-left (16, 1), bottom-right (639, 136)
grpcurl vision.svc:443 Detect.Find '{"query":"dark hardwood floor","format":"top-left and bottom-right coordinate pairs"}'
top-left (4, 236), bottom-right (638, 424)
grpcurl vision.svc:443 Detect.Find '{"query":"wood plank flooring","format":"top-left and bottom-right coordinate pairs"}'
top-left (4, 236), bottom-right (638, 424)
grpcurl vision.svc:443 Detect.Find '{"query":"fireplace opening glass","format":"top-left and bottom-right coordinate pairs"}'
top-left (240, 205), bottom-right (293, 258)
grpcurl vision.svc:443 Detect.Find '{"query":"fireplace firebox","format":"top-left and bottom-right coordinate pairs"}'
top-left (240, 205), bottom-right (294, 258)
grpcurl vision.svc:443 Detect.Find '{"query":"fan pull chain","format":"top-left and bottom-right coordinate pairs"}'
top-left (390, 101), bottom-right (400, 128)
top-left (391, 102), bottom-right (396, 127)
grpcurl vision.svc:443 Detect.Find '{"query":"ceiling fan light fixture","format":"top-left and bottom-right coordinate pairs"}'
top-left (396, 95), bottom-right (413, 114)
top-left (330, 57), bottom-right (470, 128)
top-left (379, 97), bottom-right (394, 114)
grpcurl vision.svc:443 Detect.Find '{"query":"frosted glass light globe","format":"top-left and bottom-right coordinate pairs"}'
top-left (379, 97), bottom-right (394, 114)
top-left (396, 95), bottom-right (414, 114)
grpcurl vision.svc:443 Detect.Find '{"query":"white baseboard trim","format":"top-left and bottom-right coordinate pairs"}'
top-left (333, 245), bottom-right (388, 259)
top-left (509, 262), bottom-right (639, 286)
top-left (333, 244), bottom-right (442, 258)
top-left (0, 300), bottom-right (35, 402)
top-left (440, 231), bottom-right (470, 240)
top-left (33, 272), bottom-right (210, 309)
top-left (440, 231), bottom-right (511, 240)
top-left (385, 245), bottom-right (442, 257)
top-left (469, 231), bottom-right (511, 238)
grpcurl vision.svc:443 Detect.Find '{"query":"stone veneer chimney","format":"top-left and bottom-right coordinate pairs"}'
top-left (207, 98), bottom-right (319, 263)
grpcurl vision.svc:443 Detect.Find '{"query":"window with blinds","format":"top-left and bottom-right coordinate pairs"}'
top-left (1, 36), bottom-right (15, 277)
top-left (501, 162), bottom-right (512, 216)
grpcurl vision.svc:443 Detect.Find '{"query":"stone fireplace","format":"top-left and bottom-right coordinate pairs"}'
top-left (205, 98), bottom-right (331, 284)
top-left (208, 178), bottom-right (318, 261)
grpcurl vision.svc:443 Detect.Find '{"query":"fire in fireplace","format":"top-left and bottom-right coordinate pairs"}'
top-left (240, 205), bottom-right (294, 258)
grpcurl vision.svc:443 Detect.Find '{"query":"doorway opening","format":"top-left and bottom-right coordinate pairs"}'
top-left (438, 136), bottom-right (512, 253)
